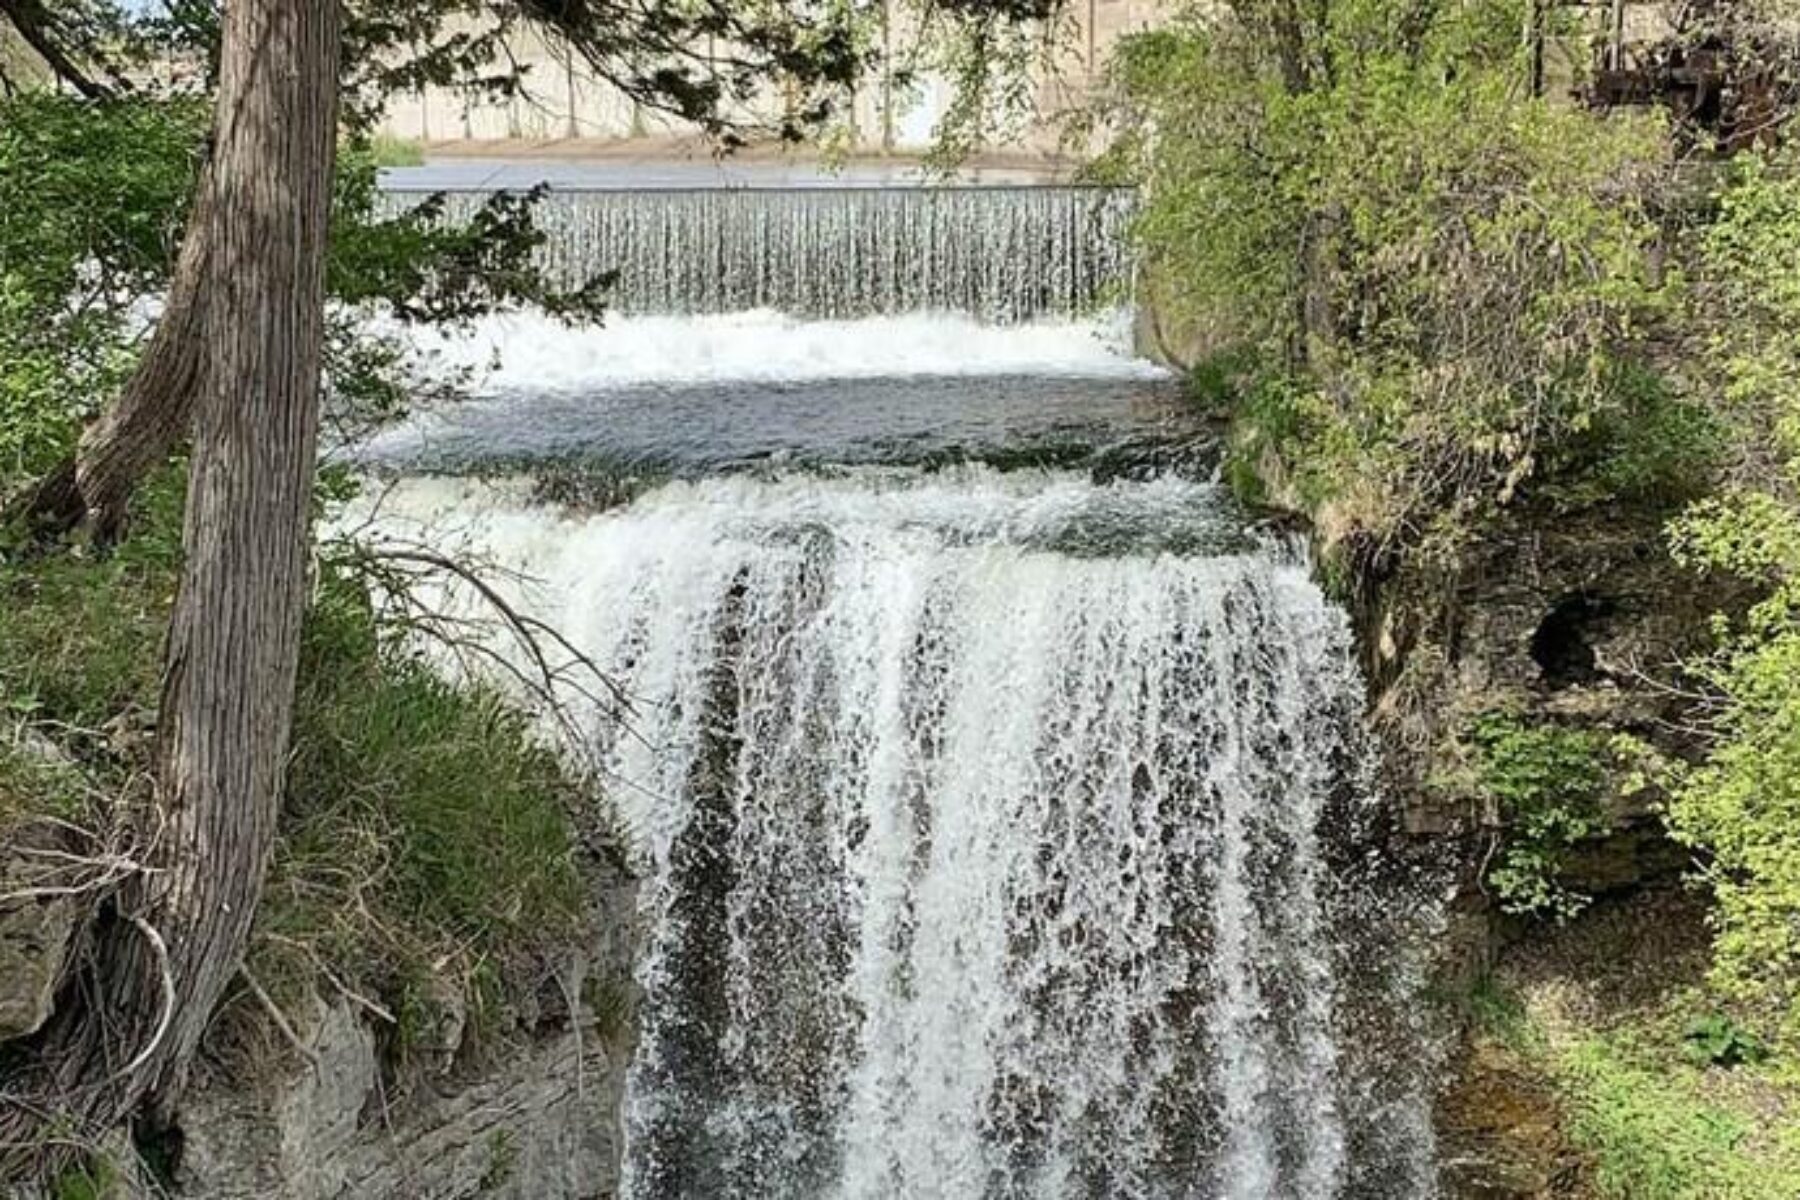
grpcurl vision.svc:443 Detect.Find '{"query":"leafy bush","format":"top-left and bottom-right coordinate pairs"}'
top-left (1665, 152), bottom-right (1800, 1042)
top-left (1681, 1013), bottom-right (1768, 1068)
top-left (1105, 2), bottom-right (1680, 554)
top-left (0, 96), bottom-right (605, 497)
top-left (0, 95), bottom-right (205, 488)
top-left (1470, 714), bottom-right (1608, 920)
top-left (0, 93), bottom-right (207, 311)
top-left (1541, 363), bottom-right (1724, 511)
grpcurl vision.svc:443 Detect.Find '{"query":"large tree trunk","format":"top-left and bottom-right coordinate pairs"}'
top-left (0, 0), bottom-right (340, 1160)
top-left (132, 0), bottom-right (339, 1108)
top-left (12, 181), bottom-right (211, 546)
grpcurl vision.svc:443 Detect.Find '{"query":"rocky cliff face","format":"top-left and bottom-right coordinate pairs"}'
top-left (174, 992), bottom-right (629, 1200)
top-left (1327, 501), bottom-right (1732, 1199)
top-left (161, 851), bottom-right (640, 1200)
top-left (1348, 501), bottom-right (1719, 839)
top-left (0, 832), bottom-right (639, 1200)
top-left (0, 858), bottom-right (76, 1046)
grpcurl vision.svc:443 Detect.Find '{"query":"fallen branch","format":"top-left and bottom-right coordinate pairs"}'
top-left (240, 967), bottom-right (322, 1071)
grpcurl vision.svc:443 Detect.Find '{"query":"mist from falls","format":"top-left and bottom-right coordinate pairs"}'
top-left (354, 179), bottom-right (1445, 1199)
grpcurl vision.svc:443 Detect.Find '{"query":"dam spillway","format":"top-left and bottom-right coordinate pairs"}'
top-left (376, 182), bottom-right (1137, 322)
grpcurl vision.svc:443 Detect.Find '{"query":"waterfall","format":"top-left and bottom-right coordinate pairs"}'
top-left (376, 186), bottom-right (1136, 321)
top-left (347, 469), bottom-right (1443, 1200)
top-left (358, 175), bottom-right (1446, 1198)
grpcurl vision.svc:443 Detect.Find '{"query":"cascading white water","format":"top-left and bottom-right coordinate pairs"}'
top-left (382, 308), bottom-right (1162, 394)
top-left (356, 177), bottom-right (1444, 1198)
top-left (376, 185), bottom-right (1135, 321)
top-left (348, 470), bottom-right (1441, 1200)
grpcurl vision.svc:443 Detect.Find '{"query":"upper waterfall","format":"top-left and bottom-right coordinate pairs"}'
top-left (377, 184), bottom-right (1136, 322)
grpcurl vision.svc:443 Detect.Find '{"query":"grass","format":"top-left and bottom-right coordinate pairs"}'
top-left (0, 473), bottom-right (181, 836)
top-left (1465, 893), bottom-right (1800, 1200)
top-left (1556, 1036), bottom-right (1780, 1200)
top-left (0, 735), bottom-right (89, 829)
top-left (0, 470), bottom-right (593, 1069)
top-left (367, 133), bottom-right (426, 168)
top-left (247, 557), bottom-right (588, 1061)
top-left (0, 476), bottom-right (182, 733)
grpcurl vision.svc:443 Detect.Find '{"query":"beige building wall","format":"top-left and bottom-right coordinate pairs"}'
top-left (375, 1), bottom-right (1170, 153)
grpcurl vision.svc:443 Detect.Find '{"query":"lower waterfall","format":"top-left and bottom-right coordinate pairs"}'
top-left (350, 468), bottom-right (1442, 1200)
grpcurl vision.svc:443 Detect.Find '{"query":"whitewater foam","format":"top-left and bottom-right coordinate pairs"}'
top-left (339, 469), bottom-right (1441, 1200)
top-left (386, 308), bottom-right (1164, 397)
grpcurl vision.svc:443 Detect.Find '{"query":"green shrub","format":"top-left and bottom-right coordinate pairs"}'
top-left (49, 1158), bottom-right (118, 1200)
top-left (0, 95), bottom-right (205, 488)
top-left (1471, 714), bottom-right (1608, 920)
top-left (0, 471), bottom-right (184, 792)
top-left (1682, 1013), bottom-right (1768, 1069)
top-left (1665, 151), bottom-right (1800, 1043)
top-left (1106, 2), bottom-right (1678, 555)
top-left (1542, 363), bottom-right (1726, 512)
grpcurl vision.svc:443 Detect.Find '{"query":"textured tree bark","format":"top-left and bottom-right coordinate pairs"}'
top-left (77, 181), bottom-right (212, 545)
top-left (0, 0), bottom-right (340, 1159)
top-left (134, 0), bottom-right (339, 1111)
top-left (10, 180), bottom-right (210, 546)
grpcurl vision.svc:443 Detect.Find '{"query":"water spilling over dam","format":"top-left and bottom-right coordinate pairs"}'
top-left (377, 183), bottom-right (1136, 322)
top-left (352, 174), bottom-right (1446, 1198)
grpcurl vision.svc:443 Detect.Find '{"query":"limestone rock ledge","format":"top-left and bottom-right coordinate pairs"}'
top-left (174, 996), bottom-right (627, 1200)
top-left (0, 889), bottom-right (76, 1044)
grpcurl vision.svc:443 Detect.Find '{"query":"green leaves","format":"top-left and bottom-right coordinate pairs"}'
top-left (1471, 713), bottom-right (1609, 920)
top-left (1663, 153), bottom-right (1800, 1045)
top-left (0, 93), bottom-right (206, 309)
top-left (0, 95), bottom-right (612, 495)
top-left (1682, 1013), bottom-right (1769, 1068)
top-left (0, 95), bottom-right (204, 491)
top-left (1107, 2), bottom-right (1675, 549)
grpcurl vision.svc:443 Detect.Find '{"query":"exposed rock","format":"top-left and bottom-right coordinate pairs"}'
top-left (0, 891), bottom-right (77, 1043)
top-left (168, 858), bottom-right (640, 1200)
top-left (1345, 503), bottom-right (1728, 843)
top-left (1436, 1036), bottom-right (1594, 1199)
top-left (409, 970), bottom-right (469, 1078)
top-left (174, 990), bottom-right (628, 1200)
top-left (0, 810), bottom-right (81, 1045)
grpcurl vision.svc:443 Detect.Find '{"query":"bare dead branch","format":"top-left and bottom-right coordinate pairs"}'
top-left (238, 967), bottom-right (322, 1070)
